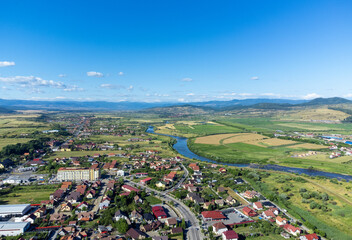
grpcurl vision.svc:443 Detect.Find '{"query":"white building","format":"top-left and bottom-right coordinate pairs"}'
top-left (0, 222), bottom-right (30, 236)
top-left (57, 167), bottom-right (100, 181)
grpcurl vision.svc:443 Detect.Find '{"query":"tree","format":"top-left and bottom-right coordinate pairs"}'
top-left (115, 218), bottom-right (129, 234)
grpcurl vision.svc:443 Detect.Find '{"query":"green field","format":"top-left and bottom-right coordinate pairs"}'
top-left (244, 170), bottom-right (352, 240)
top-left (0, 185), bottom-right (59, 205)
top-left (0, 138), bottom-right (34, 150)
top-left (146, 196), bottom-right (162, 205)
top-left (220, 117), bottom-right (352, 134)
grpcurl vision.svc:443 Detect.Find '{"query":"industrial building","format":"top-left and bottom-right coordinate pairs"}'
top-left (0, 204), bottom-right (32, 218)
top-left (57, 166), bottom-right (100, 181)
top-left (0, 221), bottom-right (30, 236)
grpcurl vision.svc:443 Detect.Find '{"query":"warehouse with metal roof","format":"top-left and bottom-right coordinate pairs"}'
top-left (0, 221), bottom-right (30, 236)
top-left (0, 204), bottom-right (31, 218)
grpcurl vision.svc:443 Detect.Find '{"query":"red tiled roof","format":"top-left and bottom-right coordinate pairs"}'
top-left (223, 230), bottom-right (238, 239)
top-left (302, 233), bottom-right (319, 240)
top-left (201, 211), bottom-right (226, 220)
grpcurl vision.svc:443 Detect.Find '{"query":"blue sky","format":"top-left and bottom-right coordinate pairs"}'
top-left (0, 0), bottom-right (352, 102)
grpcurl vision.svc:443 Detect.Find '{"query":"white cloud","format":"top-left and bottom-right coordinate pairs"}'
top-left (63, 85), bottom-right (84, 92)
top-left (181, 77), bottom-right (193, 82)
top-left (251, 76), bottom-right (259, 80)
top-left (100, 84), bottom-right (116, 89)
top-left (128, 85), bottom-right (134, 91)
top-left (58, 74), bottom-right (67, 78)
top-left (303, 93), bottom-right (321, 100)
top-left (0, 76), bottom-right (66, 89)
top-left (0, 61), bottom-right (15, 67)
top-left (186, 93), bottom-right (195, 96)
top-left (118, 72), bottom-right (124, 76)
top-left (178, 98), bottom-right (185, 102)
top-left (87, 71), bottom-right (104, 77)
top-left (343, 93), bottom-right (352, 98)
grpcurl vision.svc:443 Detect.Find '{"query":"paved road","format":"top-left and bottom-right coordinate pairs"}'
top-left (164, 163), bottom-right (189, 194)
top-left (125, 178), bottom-right (202, 240)
top-left (92, 178), bottom-right (109, 213)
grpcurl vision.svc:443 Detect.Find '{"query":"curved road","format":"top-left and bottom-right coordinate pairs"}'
top-left (124, 166), bottom-right (202, 240)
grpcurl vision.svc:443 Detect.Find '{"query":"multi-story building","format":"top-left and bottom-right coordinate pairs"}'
top-left (57, 166), bottom-right (100, 181)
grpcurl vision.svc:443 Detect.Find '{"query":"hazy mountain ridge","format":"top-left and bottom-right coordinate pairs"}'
top-left (0, 97), bottom-right (350, 112)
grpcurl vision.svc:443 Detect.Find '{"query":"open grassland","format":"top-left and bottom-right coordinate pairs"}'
top-left (0, 138), bottom-right (34, 150)
top-left (194, 133), bottom-right (238, 145)
top-left (155, 121), bottom-right (243, 137)
top-left (283, 107), bottom-right (350, 121)
top-left (0, 185), bottom-right (59, 205)
top-left (254, 170), bottom-right (352, 239)
top-left (189, 140), bottom-right (352, 175)
top-left (46, 150), bottom-right (122, 160)
top-left (220, 117), bottom-right (352, 134)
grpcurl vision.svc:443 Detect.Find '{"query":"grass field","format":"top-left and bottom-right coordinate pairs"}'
top-left (0, 185), bottom-right (59, 205)
top-left (219, 117), bottom-right (352, 134)
top-left (253, 170), bottom-right (352, 239)
top-left (0, 138), bottom-right (33, 150)
top-left (146, 196), bottom-right (162, 205)
top-left (287, 143), bottom-right (329, 149)
top-left (283, 107), bottom-right (350, 121)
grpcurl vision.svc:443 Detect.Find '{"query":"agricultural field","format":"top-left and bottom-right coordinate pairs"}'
top-left (219, 117), bottom-right (352, 134)
top-left (194, 133), bottom-right (238, 145)
top-left (248, 170), bottom-right (352, 240)
top-left (194, 132), bottom-right (326, 149)
top-left (0, 138), bottom-right (34, 150)
top-left (155, 121), bottom-right (243, 137)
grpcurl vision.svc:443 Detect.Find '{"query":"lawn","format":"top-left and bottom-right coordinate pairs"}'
top-left (146, 196), bottom-right (162, 205)
top-left (0, 184), bottom-right (59, 205)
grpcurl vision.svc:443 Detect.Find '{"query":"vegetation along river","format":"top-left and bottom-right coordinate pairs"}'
top-left (147, 126), bottom-right (352, 181)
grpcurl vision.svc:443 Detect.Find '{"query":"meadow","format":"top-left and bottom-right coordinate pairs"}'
top-left (245, 170), bottom-right (352, 240)
top-left (0, 184), bottom-right (59, 205)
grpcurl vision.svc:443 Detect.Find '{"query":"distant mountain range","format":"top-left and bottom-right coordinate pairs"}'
top-left (0, 97), bottom-right (351, 112)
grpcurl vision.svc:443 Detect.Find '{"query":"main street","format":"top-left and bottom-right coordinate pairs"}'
top-left (124, 172), bottom-right (202, 240)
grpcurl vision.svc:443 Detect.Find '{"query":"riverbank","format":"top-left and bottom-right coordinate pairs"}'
top-left (147, 126), bottom-right (352, 181)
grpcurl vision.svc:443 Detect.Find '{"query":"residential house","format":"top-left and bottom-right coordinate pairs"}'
top-left (60, 202), bottom-right (73, 212)
top-left (126, 228), bottom-right (146, 240)
top-left (114, 210), bottom-right (129, 222)
top-left (262, 210), bottom-right (276, 219)
top-left (242, 207), bottom-right (257, 217)
top-left (165, 218), bottom-right (177, 227)
top-left (225, 196), bottom-right (236, 205)
top-left (130, 210), bottom-right (143, 223)
top-left (215, 199), bottom-right (224, 207)
top-left (213, 222), bottom-right (228, 235)
top-left (67, 191), bottom-right (81, 204)
top-left (33, 206), bottom-right (47, 218)
top-left (140, 221), bottom-right (162, 232)
top-left (276, 216), bottom-right (287, 226)
top-left (171, 227), bottom-right (183, 234)
top-left (253, 202), bottom-right (263, 210)
top-left (300, 233), bottom-right (319, 240)
top-left (78, 211), bottom-right (94, 221)
top-left (283, 224), bottom-right (301, 236)
top-left (222, 230), bottom-right (238, 240)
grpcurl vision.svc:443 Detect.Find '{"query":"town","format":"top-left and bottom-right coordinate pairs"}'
top-left (0, 114), bottom-right (328, 240)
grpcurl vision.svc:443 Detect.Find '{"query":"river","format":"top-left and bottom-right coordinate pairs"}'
top-left (147, 126), bottom-right (352, 181)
